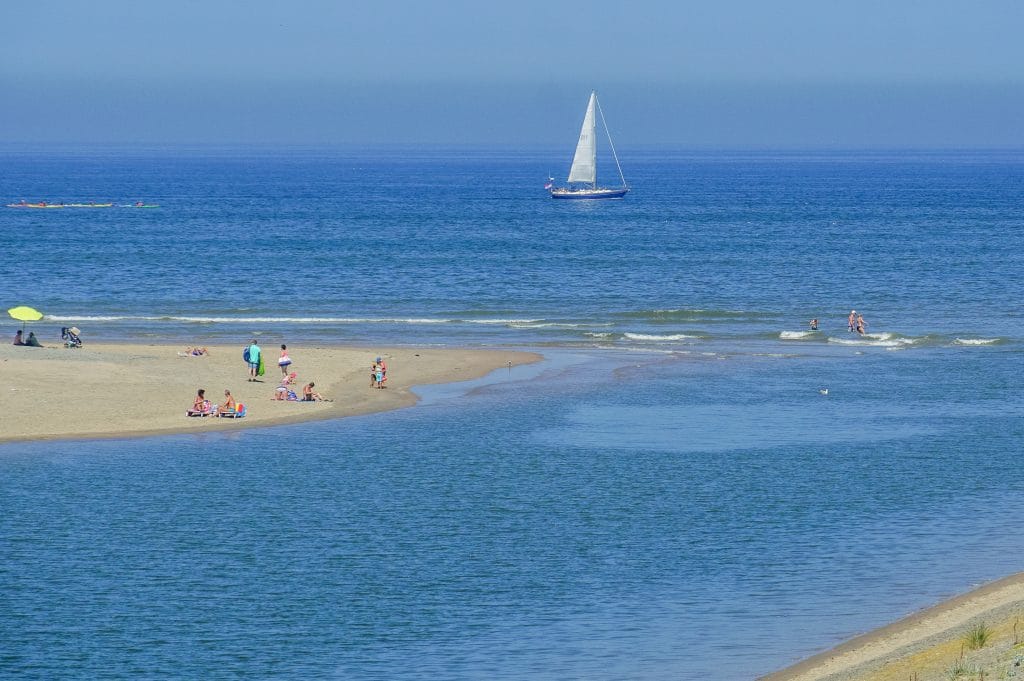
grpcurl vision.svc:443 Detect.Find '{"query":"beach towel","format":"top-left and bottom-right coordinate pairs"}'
top-left (257, 355), bottom-right (265, 376)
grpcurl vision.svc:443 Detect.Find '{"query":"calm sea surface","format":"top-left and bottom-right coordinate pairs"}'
top-left (1, 147), bottom-right (1023, 679)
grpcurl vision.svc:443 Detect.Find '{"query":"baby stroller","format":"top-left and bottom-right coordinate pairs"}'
top-left (61, 326), bottom-right (83, 348)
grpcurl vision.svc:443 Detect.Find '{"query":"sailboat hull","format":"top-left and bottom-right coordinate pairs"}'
top-left (550, 187), bottom-right (629, 200)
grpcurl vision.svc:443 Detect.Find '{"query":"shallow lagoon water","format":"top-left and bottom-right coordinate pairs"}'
top-left (3, 345), bottom-right (1022, 679)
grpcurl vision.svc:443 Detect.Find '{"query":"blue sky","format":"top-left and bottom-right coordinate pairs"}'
top-left (2, 0), bottom-right (1022, 146)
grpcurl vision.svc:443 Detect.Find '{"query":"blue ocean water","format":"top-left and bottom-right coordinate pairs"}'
top-left (1, 147), bottom-right (1023, 679)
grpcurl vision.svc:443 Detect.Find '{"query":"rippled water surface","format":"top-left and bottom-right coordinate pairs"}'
top-left (2, 148), bottom-right (1023, 679)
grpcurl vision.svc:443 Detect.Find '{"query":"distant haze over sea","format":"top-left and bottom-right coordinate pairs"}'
top-left (2, 80), bottom-right (1023, 148)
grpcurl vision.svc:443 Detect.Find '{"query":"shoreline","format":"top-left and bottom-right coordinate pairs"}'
top-left (762, 572), bottom-right (1024, 681)
top-left (0, 342), bottom-right (541, 445)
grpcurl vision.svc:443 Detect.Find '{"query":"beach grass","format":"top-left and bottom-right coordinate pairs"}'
top-left (944, 656), bottom-right (972, 679)
top-left (964, 622), bottom-right (992, 650)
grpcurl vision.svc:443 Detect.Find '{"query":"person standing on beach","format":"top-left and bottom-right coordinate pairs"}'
top-left (278, 344), bottom-right (292, 375)
top-left (247, 339), bottom-right (261, 381)
top-left (848, 310), bottom-right (856, 333)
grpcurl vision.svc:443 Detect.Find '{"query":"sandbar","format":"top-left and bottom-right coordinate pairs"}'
top-left (0, 343), bottom-right (539, 444)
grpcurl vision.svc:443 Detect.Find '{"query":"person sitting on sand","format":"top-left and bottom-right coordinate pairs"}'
top-left (217, 389), bottom-right (236, 415)
top-left (272, 373), bottom-right (298, 400)
top-left (302, 382), bottom-right (324, 401)
top-left (24, 331), bottom-right (42, 347)
top-left (190, 389), bottom-right (211, 415)
top-left (13, 330), bottom-right (24, 345)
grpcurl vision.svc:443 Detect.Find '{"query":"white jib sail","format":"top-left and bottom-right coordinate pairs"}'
top-left (567, 92), bottom-right (597, 184)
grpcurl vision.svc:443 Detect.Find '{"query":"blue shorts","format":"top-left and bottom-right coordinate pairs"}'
top-left (248, 361), bottom-right (259, 370)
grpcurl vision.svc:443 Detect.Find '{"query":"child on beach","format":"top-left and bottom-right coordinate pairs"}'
top-left (369, 357), bottom-right (387, 388)
top-left (13, 330), bottom-right (24, 345)
top-left (278, 344), bottom-right (292, 375)
top-left (272, 372), bottom-right (297, 400)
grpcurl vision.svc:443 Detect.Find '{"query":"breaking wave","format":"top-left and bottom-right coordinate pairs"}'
top-left (623, 332), bottom-right (702, 342)
top-left (954, 338), bottom-right (1001, 346)
top-left (779, 331), bottom-right (818, 340)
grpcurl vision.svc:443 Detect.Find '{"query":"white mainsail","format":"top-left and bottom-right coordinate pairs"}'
top-left (567, 91), bottom-right (597, 184)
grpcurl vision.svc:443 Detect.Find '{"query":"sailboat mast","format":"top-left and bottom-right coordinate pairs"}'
top-left (591, 92), bottom-right (598, 189)
top-left (596, 95), bottom-right (627, 189)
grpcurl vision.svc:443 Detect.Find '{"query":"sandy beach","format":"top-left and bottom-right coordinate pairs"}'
top-left (763, 573), bottom-right (1024, 681)
top-left (0, 342), bottom-right (539, 443)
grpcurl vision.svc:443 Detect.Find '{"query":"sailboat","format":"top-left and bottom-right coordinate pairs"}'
top-left (549, 91), bottom-right (629, 199)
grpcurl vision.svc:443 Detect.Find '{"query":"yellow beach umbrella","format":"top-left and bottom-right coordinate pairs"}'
top-left (8, 305), bottom-right (44, 332)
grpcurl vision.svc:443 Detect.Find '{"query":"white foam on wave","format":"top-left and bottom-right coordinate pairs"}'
top-left (47, 314), bottom-right (599, 328)
top-left (779, 330), bottom-right (817, 340)
top-left (45, 315), bottom-right (132, 322)
top-left (584, 332), bottom-right (614, 339)
top-left (954, 338), bottom-right (1001, 346)
top-left (827, 334), bottom-right (920, 348)
top-left (468, 318), bottom-right (541, 325)
top-left (45, 314), bottom-right (457, 325)
top-left (623, 332), bottom-right (701, 342)
top-left (507, 321), bottom-right (587, 329)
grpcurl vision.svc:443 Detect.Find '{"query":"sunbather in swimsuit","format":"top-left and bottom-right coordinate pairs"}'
top-left (217, 390), bottom-right (236, 415)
